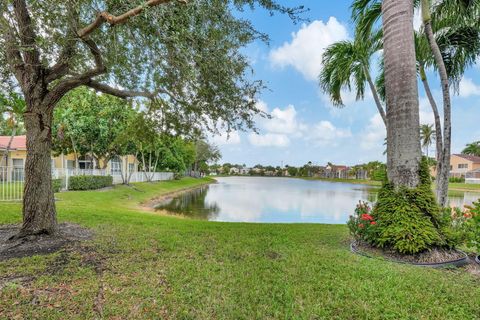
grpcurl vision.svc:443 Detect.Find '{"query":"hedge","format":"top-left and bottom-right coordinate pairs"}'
top-left (52, 179), bottom-right (62, 193)
top-left (68, 175), bottom-right (113, 191)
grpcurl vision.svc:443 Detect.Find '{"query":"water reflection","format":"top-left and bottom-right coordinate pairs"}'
top-left (155, 177), bottom-right (480, 224)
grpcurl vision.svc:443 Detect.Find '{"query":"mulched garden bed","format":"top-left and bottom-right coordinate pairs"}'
top-left (351, 240), bottom-right (468, 267)
top-left (0, 223), bottom-right (93, 261)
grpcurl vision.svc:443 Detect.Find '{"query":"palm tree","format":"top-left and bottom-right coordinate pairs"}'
top-left (420, 124), bottom-right (435, 158)
top-left (352, 0), bottom-right (480, 205)
top-left (462, 141), bottom-right (480, 157)
top-left (382, 0), bottom-right (422, 187)
top-left (320, 30), bottom-right (386, 126)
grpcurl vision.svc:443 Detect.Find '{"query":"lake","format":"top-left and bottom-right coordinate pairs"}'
top-left (155, 177), bottom-right (480, 224)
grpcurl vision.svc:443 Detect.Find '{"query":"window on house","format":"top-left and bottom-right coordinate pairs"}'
top-left (128, 163), bottom-right (135, 172)
top-left (11, 159), bottom-right (24, 181)
top-left (111, 156), bottom-right (122, 175)
top-left (12, 158), bottom-right (24, 167)
top-left (66, 160), bottom-right (75, 169)
top-left (458, 163), bottom-right (469, 169)
top-left (78, 156), bottom-right (94, 169)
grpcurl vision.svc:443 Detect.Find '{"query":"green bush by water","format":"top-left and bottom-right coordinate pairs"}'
top-left (68, 175), bottom-right (113, 191)
top-left (350, 159), bottom-right (461, 254)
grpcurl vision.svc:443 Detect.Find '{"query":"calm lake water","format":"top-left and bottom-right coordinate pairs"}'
top-left (155, 177), bottom-right (480, 224)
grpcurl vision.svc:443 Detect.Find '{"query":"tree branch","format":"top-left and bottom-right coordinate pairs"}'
top-left (43, 38), bottom-right (106, 108)
top-left (4, 24), bottom-right (25, 85)
top-left (12, 0), bottom-right (41, 70)
top-left (85, 80), bottom-right (183, 106)
top-left (77, 0), bottom-right (186, 39)
top-left (86, 81), bottom-right (156, 99)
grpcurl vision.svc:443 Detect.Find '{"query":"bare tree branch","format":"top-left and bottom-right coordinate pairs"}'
top-left (85, 80), bottom-right (184, 106)
top-left (43, 38), bottom-right (106, 108)
top-left (12, 0), bottom-right (41, 71)
top-left (77, 0), bottom-right (186, 39)
top-left (4, 24), bottom-right (25, 85)
top-left (45, 40), bottom-right (76, 83)
top-left (86, 81), bottom-right (157, 99)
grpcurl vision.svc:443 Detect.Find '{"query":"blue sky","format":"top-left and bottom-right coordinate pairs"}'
top-left (211, 1), bottom-right (480, 167)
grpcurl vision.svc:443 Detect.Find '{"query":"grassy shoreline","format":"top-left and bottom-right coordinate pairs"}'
top-left (297, 176), bottom-right (480, 192)
top-left (0, 177), bottom-right (478, 318)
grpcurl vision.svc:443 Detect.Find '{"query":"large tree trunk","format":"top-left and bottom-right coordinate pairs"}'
top-left (422, 0), bottom-right (451, 207)
top-left (382, 0), bottom-right (422, 188)
top-left (20, 103), bottom-right (57, 236)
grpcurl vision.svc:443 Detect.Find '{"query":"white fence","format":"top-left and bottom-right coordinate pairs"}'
top-left (0, 166), bottom-right (24, 202)
top-left (1, 166), bottom-right (174, 202)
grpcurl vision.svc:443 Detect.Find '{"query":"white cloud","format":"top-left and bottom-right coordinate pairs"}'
top-left (308, 121), bottom-right (352, 146)
top-left (269, 17), bottom-right (349, 81)
top-left (360, 114), bottom-right (386, 150)
top-left (210, 130), bottom-right (241, 146)
top-left (419, 96), bottom-right (435, 125)
top-left (458, 77), bottom-right (480, 98)
top-left (248, 133), bottom-right (290, 147)
top-left (264, 105), bottom-right (302, 135)
top-left (320, 88), bottom-right (359, 112)
top-left (249, 101), bottom-right (353, 149)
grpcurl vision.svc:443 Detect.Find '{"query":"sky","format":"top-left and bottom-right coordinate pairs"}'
top-left (211, 0), bottom-right (480, 167)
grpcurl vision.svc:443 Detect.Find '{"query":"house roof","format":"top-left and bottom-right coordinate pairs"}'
top-left (453, 154), bottom-right (480, 164)
top-left (0, 135), bottom-right (27, 150)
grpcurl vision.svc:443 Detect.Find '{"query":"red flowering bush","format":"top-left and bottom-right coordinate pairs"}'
top-left (347, 201), bottom-right (379, 244)
top-left (451, 201), bottom-right (480, 253)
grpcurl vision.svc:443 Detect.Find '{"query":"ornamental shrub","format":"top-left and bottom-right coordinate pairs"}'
top-left (69, 175), bottom-right (113, 191)
top-left (52, 179), bottom-right (62, 193)
top-left (349, 158), bottom-right (460, 254)
top-left (462, 201), bottom-right (480, 252)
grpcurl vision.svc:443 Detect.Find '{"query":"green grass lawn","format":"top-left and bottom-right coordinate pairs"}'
top-left (0, 178), bottom-right (479, 319)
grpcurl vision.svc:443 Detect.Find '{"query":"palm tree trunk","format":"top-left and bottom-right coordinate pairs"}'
top-left (364, 66), bottom-right (387, 127)
top-left (382, 0), bottom-right (422, 188)
top-left (419, 64), bottom-right (444, 194)
top-left (422, 0), bottom-right (451, 206)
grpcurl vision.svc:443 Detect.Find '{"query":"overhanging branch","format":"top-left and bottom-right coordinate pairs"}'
top-left (12, 0), bottom-right (41, 70)
top-left (86, 81), bottom-right (156, 99)
top-left (77, 0), bottom-right (186, 39)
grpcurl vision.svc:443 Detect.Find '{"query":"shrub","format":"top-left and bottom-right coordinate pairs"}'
top-left (349, 158), bottom-right (460, 254)
top-left (449, 176), bottom-right (465, 183)
top-left (458, 201), bottom-right (480, 253)
top-left (52, 179), bottom-right (62, 193)
top-left (348, 201), bottom-right (379, 244)
top-left (69, 175), bottom-right (113, 191)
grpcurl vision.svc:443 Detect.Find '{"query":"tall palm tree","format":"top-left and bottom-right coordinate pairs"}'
top-left (320, 30), bottom-right (386, 126)
top-left (382, 0), bottom-right (422, 187)
top-left (420, 124), bottom-right (435, 158)
top-left (462, 141), bottom-right (480, 157)
top-left (353, 0), bottom-right (480, 205)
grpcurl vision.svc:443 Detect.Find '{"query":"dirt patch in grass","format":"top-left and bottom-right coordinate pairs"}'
top-left (0, 223), bottom-right (93, 261)
top-left (352, 241), bottom-right (466, 265)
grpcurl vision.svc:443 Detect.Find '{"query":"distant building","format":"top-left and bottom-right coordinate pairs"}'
top-left (430, 154), bottom-right (480, 184)
top-left (229, 167), bottom-right (240, 175)
top-left (239, 167), bottom-right (251, 175)
top-left (325, 164), bottom-right (349, 179)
